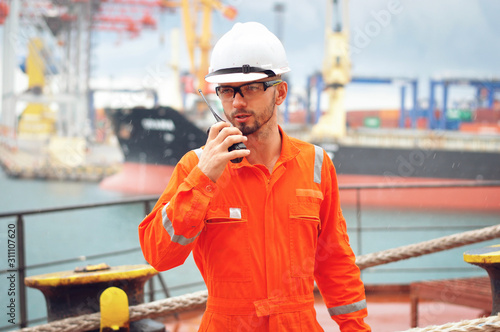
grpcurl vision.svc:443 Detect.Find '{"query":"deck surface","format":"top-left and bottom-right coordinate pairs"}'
top-left (157, 289), bottom-right (487, 331)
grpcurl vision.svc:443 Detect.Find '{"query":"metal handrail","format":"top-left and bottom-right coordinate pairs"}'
top-left (339, 179), bottom-right (500, 257)
top-left (0, 196), bottom-right (156, 330)
top-left (0, 195), bottom-right (158, 218)
top-left (1, 180), bottom-right (499, 330)
top-left (338, 179), bottom-right (500, 190)
top-left (2, 180), bottom-right (499, 219)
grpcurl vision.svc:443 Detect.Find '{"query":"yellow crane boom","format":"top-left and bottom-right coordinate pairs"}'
top-left (180, 0), bottom-right (237, 92)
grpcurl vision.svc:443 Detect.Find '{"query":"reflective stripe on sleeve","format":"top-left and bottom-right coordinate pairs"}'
top-left (194, 148), bottom-right (203, 159)
top-left (162, 203), bottom-right (201, 246)
top-left (313, 145), bottom-right (324, 184)
top-left (328, 299), bottom-right (367, 316)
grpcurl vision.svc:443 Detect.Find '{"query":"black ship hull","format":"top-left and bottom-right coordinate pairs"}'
top-left (106, 106), bottom-right (208, 166)
top-left (101, 106), bottom-right (207, 194)
top-left (105, 106), bottom-right (499, 181)
top-left (322, 144), bottom-right (500, 181)
top-left (101, 107), bottom-right (499, 198)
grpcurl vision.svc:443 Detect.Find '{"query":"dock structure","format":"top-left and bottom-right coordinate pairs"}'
top-left (0, 142), bottom-right (122, 182)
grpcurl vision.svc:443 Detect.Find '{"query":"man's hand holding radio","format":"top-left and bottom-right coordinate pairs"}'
top-left (198, 122), bottom-right (250, 183)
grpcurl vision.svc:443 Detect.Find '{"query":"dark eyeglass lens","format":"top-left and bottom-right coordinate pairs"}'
top-left (242, 84), bottom-right (263, 94)
top-left (217, 81), bottom-right (279, 100)
top-left (217, 87), bottom-right (234, 97)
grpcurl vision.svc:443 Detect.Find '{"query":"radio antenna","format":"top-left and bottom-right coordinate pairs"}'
top-left (198, 89), bottom-right (225, 122)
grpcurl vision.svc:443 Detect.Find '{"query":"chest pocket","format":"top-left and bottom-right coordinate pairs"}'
top-left (289, 202), bottom-right (321, 278)
top-left (203, 206), bottom-right (251, 282)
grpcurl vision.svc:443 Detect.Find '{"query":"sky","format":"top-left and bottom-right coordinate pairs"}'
top-left (2, 0), bottom-right (500, 110)
top-left (88, 0), bottom-right (500, 109)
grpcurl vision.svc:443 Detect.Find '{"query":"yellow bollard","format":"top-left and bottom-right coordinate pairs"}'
top-left (100, 287), bottom-right (130, 332)
top-left (464, 244), bottom-right (500, 315)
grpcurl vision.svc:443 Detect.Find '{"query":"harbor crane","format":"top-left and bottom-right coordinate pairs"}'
top-left (312, 0), bottom-right (351, 139)
top-left (0, 0), bottom-right (236, 149)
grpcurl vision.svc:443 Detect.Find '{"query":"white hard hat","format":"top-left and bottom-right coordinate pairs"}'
top-left (205, 22), bottom-right (291, 84)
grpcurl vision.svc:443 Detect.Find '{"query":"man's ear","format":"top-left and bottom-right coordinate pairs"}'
top-left (275, 81), bottom-right (288, 106)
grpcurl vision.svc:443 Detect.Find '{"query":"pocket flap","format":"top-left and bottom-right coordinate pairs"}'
top-left (206, 205), bottom-right (248, 223)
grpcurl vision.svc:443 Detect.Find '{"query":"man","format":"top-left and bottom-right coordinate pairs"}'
top-left (139, 22), bottom-right (370, 331)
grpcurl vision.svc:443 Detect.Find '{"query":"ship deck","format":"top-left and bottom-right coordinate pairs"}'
top-left (157, 286), bottom-right (487, 331)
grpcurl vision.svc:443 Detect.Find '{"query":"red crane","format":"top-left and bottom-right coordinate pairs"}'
top-left (1, 0), bottom-right (236, 91)
top-left (92, 0), bottom-right (237, 91)
top-left (0, 1), bottom-right (9, 24)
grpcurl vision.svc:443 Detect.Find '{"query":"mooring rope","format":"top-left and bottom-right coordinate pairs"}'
top-left (17, 224), bottom-right (500, 332)
top-left (400, 314), bottom-right (500, 332)
top-left (356, 224), bottom-right (500, 270)
top-left (17, 291), bottom-right (208, 332)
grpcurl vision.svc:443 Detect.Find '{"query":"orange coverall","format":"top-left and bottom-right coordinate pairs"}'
top-left (139, 127), bottom-right (370, 331)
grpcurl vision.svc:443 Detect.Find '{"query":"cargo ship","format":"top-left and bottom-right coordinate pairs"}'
top-left (100, 104), bottom-right (500, 210)
top-left (99, 106), bottom-right (207, 194)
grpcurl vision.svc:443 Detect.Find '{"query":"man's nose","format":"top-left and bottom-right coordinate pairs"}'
top-left (232, 90), bottom-right (247, 108)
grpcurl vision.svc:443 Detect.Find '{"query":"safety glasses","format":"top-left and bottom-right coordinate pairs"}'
top-left (215, 80), bottom-right (282, 101)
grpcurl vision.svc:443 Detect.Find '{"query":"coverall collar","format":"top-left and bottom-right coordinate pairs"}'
top-left (230, 125), bottom-right (300, 170)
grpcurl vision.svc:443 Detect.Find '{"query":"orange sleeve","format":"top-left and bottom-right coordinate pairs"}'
top-left (138, 151), bottom-right (215, 271)
top-left (314, 151), bottom-right (371, 332)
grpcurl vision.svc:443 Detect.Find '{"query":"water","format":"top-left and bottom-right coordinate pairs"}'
top-left (0, 169), bottom-right (203, 331)
top-left (0, 168), bottom-right (498, 330)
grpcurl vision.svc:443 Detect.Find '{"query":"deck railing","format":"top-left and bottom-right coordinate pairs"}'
top-left (1, 180), bottom-right (499, 331)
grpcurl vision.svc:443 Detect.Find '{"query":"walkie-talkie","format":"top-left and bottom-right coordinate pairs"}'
top-left (198, 89), bottom-right (247, 163)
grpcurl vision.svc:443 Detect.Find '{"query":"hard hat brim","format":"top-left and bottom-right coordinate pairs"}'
top-left (205, 65), bottom-right (290, 84)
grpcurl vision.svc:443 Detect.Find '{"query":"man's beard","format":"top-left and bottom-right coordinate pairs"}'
top-left (228, 96), bottom-right (275, 136)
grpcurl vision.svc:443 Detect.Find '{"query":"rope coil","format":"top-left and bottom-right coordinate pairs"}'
top-left (17, 224), bottom-right (500, 332)
top-left (18, 291), bottom-right (208, 332)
